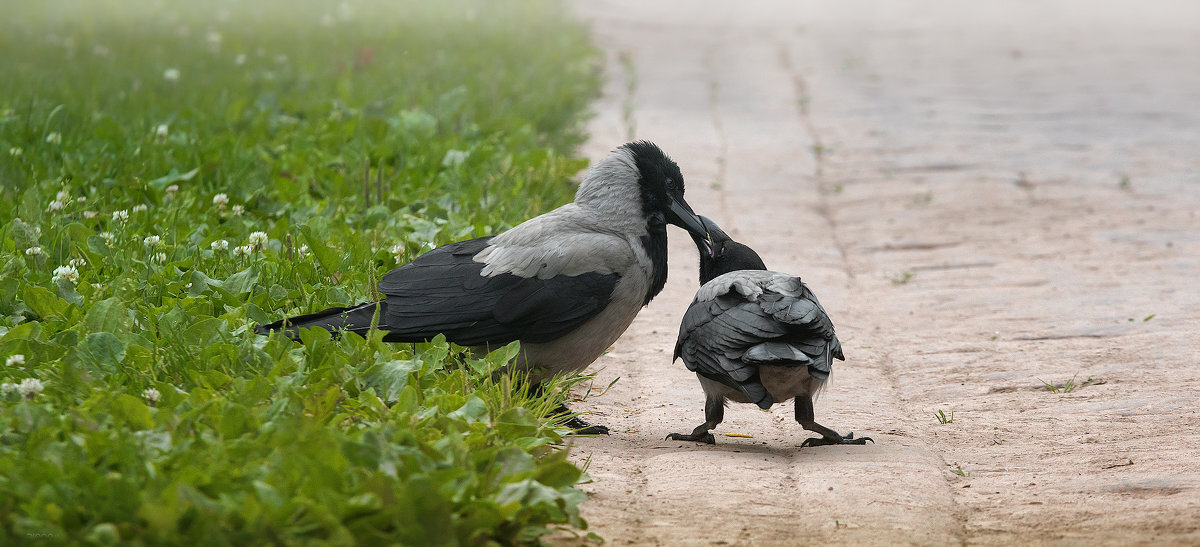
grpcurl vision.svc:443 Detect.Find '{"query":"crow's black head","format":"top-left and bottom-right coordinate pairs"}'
top-left (622, 141), bottom-right (710, 245)
top-left (690, 215), bottom-right (768, 284)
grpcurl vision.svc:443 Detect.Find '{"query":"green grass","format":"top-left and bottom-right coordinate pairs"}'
top-left (0, 0), bottom-right (602, 543)
top-left (1039, 374), bottom-right (1105, 394)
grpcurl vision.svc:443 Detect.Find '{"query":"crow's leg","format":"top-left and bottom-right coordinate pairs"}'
top-left (795, 396), bottom-right (873, 447)
top-left (667, 397), bottom-right (724, 444)
top-left (525, 382), bottom-right (610, 435)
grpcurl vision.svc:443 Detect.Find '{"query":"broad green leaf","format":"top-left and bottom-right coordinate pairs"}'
top-left (21, 284), bottom-right (68, 319)
top-left (448, 396), bottom-right (488, 423)
top-left (87, 235), bottom-right (112, 257)
top-left (147, 167), bottom-right (200, 190)
top-left (0, 321), bottom-right (42, 344)
top-left (218, 266), bottom-right (259, 297)
top-left (300, 224), bottom-right (341, 275)
top-left (55, 278), bottom-right (84, 306)
top-left (184, 319), bottom-right (226, 348)
top-left (108, 393), bottom-right (154, 429)
top-left (533, 454), bottom-right (583, 488)
top-left (362, 359), bottom-right (420, 403)
top-left (83, 298), bottom-right (131, 338)
top-left (76, 332), bottom-right (126, 373)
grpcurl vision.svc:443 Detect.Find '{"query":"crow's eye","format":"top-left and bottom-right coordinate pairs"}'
top-left (664, 177), bottom-right (676, 191)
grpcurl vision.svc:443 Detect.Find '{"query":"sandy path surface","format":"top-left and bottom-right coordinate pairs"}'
top-left (558, 1), bottom-right (1200, 544)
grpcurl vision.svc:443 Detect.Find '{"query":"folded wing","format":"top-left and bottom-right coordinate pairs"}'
top-left (674, 271), bottom-right (843, 409)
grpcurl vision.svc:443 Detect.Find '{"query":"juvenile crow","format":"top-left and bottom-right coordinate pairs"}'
top-left (667, 216), bottom-right (871, 447)
top-left (257, 141), bottom-right (710, 433)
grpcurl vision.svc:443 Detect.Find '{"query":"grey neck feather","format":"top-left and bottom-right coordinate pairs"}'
top-left (574, 147), bottom-right (646, 235)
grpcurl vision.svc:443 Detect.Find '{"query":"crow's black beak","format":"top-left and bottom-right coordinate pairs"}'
top-left (666, 197), bottom-right (713, 255)
top-left (694, 215), bottom-right (733, 259)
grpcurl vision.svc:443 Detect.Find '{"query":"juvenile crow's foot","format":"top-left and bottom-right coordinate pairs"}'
top-left (800, 431), bottom-right (874, 448)
top-left (552, 405), bottom-right (609, 435)
top-left (666, 421), bottom-right (716, 444)
top-left (666, 432), bottom-right (716, 444)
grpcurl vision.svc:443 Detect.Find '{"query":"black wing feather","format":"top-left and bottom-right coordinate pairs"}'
top-left (376, 236), bottom-right (619, 346)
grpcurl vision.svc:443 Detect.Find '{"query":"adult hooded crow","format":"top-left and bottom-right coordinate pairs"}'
top-left (256, 141), bottom-right (710, 433)
top-left (667, 216), bottom-right (871, 447)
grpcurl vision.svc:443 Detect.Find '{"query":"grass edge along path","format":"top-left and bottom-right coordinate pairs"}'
top-left (0, 0), bottom-right (604, 543)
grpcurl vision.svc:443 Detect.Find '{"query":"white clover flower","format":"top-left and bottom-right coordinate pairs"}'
top-left (390, 242), bottom-right (405, 261)
top-left (155, 124), bottom-right (169, 141)
top-left (18, 378), bottom-right (43, 400)
top-left (275, 54), bottom-right (288, 65)
top-left (213, 193), bottom-right (229, 210)
top-left (1, 383), bottom-right (17, 398)
top-left (166, 184), bottom-right (179, 194)
top-left (151, 252), bottom-right (167, 264)
top-left (100, 231), bottom-right (115, 243)
top-left (206, 31), bottom-right (222, 47)
top-left (234, 53), bottom-right (247, 66)
top-left (76, 196), bottom-right (86, 203)
top-left (92, 44), bottom-right (110, 57)
top-left (297, 244), bottom-right (309, 257)
top-left (163, 68), bottom-right (180, 81)
top-left (53, 264), bottom-right (79, 283)
top-left (231, 204), bottom-right (244, 216)
top-left (48, 191), bottom-right (70, 211)
top-left (8, 147), bottom-right (22, 157)
top-left (248, 231), bottom-right (268, 250)
top-left (113, 209), bottom-right (129, 223)
top-left (45, 132), bottom-right (61, 145)
top-left (5, 354), bottom-right (25, 367)
top-left (441, 149), bottom-right (469, 167)
top-left (34, 226), bottom-right (41, 237)
top-left (143, 235), bottom-right (161, 248)
top-left (233, 245), bottom-right (252, 257)
top-left (69, 258), bottom-right (86, 268)
top-left (25, 246), bottom-right (43, 256)
top-left (143, 387), bottom-right (161, 405)
top-left (132, 204), bottom-right (148, 213)
top-left (211, 239), bottom-right (229, 251)
top-left (83, 211), bottom-right (97, 219)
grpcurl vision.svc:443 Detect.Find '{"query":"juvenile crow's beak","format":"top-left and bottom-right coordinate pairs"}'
top-left (666, 196), bottom-right (713, 255)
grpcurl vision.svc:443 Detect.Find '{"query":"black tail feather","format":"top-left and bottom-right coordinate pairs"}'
top-left (254, 301), bottom-right (384, 340)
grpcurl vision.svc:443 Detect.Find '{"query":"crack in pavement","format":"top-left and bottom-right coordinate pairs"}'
top-left (703, 45), bottom-right (732, 225)
top-left (777, 42), bottom-right (856, 283)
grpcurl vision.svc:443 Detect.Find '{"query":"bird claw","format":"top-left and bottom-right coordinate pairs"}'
top-left (666, 432), bottom-right (716, 444)
top-left (800, 432), bottom-right (874, 448)
top-left (563, 415), bottom-right (609, 436)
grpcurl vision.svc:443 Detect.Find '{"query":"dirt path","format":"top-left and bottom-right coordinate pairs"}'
top-left (559, 2), bottom-right (1200, 544)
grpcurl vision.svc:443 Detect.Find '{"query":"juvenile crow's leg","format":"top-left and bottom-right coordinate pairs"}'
top-left (795, 396), bottom-right (873, 447)
top-left (667, 397), bottom-right (724, 444)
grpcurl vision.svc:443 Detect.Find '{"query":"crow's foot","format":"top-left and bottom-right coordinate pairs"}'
top-left (800, 431), bottom-right (874, 448)
top-left (550, 405), bottom-right (609, 435)
top-left (666, 432), bottom-right (716, 444)
top-left (563, 415), bottom-right (610, 435)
